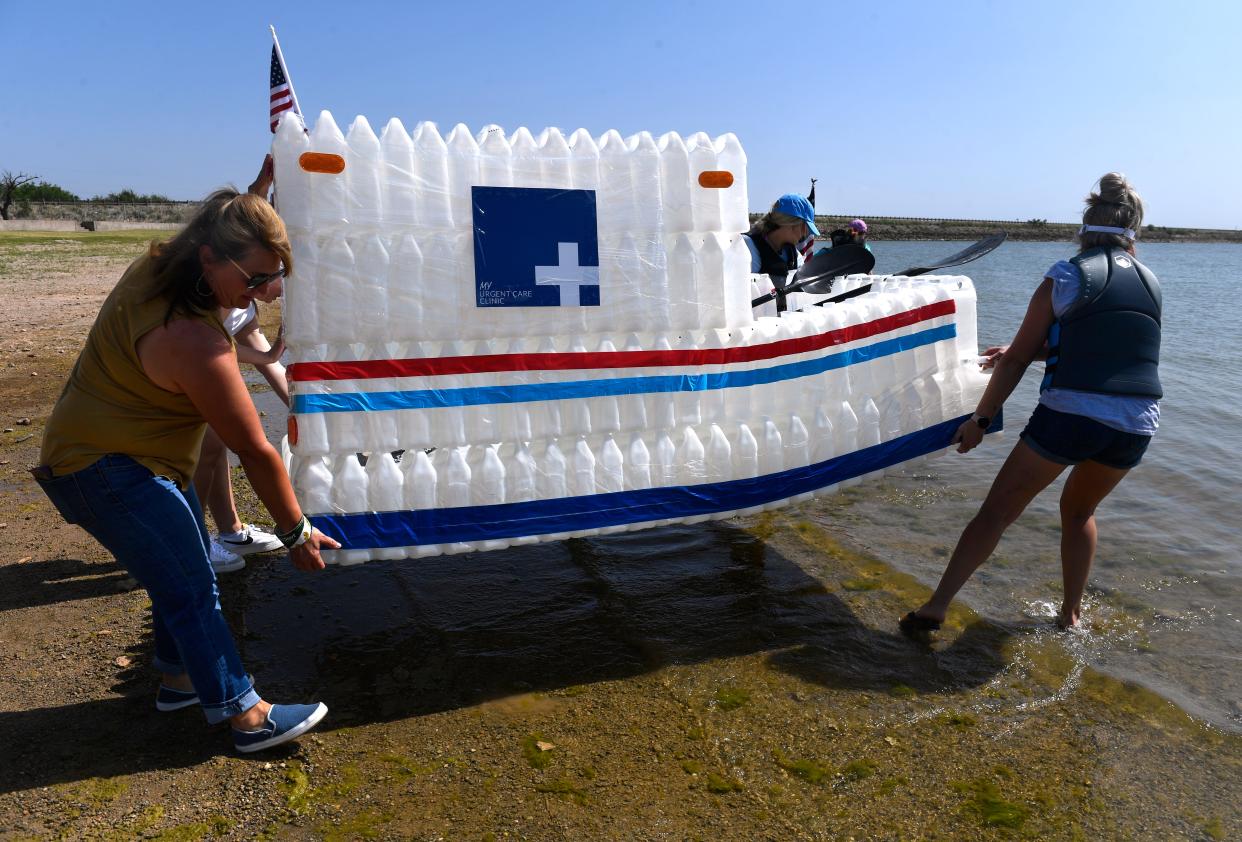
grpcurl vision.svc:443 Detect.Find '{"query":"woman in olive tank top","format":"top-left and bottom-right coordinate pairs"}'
top-left (35, 179), bottom-right (339, 753)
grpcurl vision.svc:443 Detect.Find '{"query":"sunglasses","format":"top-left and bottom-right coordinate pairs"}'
top-left (227, 256), bottom-right (286, 289)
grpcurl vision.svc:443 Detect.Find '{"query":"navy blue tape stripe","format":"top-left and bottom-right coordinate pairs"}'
top-left (310, 410), bottom-right (1001, 549)
top-left (293, 324), bottom-right (956, 414)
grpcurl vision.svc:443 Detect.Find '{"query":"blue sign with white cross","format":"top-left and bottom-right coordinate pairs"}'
top-left (471, 186), bottom-right (600, 308)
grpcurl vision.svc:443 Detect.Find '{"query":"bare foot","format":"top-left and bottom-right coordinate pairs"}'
top-left (910, 603), bottom-right (946, 624)
top-left (230, 700), bottom-right (273, 731)
top-left (1056, 606), bottom-right (1081, 630)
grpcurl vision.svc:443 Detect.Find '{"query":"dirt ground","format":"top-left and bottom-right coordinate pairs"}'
top-left (0, 233), bottom-right (1239, 841)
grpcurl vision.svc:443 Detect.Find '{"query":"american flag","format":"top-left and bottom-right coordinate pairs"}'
top-left (799, 178), bottom-right (818, 263)
top-left (269, 43), bottom-right (299, 132)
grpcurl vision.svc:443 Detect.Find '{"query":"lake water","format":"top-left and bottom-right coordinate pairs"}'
top-left (252, 239), bottom-right (1241, 735)
top-left (838, 239), bottom-right (1242, 731)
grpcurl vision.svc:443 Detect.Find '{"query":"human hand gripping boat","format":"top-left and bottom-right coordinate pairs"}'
top-left (272, 112), bottom-right (1003, 563)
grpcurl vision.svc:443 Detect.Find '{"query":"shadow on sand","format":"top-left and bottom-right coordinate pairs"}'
top-left (1, 521), bottom-right (1013, 792)
top-left (0, 555), bottom-right (127, 612)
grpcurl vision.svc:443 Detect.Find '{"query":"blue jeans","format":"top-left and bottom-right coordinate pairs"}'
top-left (35, 454), bottom-right (260, 724)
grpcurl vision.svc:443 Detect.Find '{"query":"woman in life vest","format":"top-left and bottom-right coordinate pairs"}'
top-left (34, 183), bottom-right (340, 753)
top-left (742, 193), bottom-right (820, 280)
top-left (901, 173), bottom-right (1160, 634)
top-left (826, 218), bottom-right (870, 251)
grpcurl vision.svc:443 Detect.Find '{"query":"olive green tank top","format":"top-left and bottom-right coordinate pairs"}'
top-left (39, 255), bottom-right (231, 488)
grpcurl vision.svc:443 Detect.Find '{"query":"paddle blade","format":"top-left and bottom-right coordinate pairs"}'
top-left (896, 232), bottom-right (1007, 277)
top-left (794, 243), bottom-right (873, 282)
top-left (794, 242), bottom-right (874, 285)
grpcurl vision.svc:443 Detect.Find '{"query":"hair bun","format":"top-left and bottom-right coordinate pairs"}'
top-left (1091, 172), bottom-right (1133, 207)
top-left (1080, 173), bottom-right (1144, 249)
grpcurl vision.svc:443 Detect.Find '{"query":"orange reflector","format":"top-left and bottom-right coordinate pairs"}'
top-left (287, 415), bottom-right (299, 447)
top-left (698, 170), bottom-right (734, 188)
top-left (299, 152), bottom-right (346, 174)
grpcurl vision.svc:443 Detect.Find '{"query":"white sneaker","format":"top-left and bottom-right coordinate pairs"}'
top-left (209, 539), bottom-right (246, 574)
top-left (216, 524), bottom-right (284, 555)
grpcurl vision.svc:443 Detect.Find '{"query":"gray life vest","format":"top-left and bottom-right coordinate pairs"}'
top-left (1041, 247), bottom-right (1162, 399)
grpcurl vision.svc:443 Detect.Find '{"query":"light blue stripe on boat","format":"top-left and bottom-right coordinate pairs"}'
top-left (292, 324), bottom-right (956, 414)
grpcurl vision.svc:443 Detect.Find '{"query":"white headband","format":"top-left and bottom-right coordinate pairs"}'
top-left (1079, 224), bottom-right (1137, 241)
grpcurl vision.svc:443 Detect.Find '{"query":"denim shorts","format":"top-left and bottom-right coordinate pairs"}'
top-left (1020, 404), bottom-right (1152, 469)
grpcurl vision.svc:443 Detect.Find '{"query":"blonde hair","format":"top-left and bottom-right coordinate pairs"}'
top-left (1078, 172), bottom-right (1144, 252)
top-left (147, 189), bottom-right (292, 321)
top-left (755, 209), bottom-right (807, 236)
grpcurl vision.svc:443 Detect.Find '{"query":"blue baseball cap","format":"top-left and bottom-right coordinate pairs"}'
top-left (773, 193), bottom-right (820, 237)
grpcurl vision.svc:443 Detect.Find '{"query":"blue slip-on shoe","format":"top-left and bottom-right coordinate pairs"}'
top-left (232, 702), bottom-right (328, 754)
top-left (155, 685), bottom-right (200, 712)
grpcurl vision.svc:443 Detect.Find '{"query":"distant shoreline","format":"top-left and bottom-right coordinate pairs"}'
top-left (750, 214), bottom-right (1242, 244)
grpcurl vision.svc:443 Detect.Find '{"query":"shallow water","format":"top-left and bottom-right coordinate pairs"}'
top-left (846, 240), bottom-right (1242, 731)
top-left (251, 239), bottom-right (1241, 734)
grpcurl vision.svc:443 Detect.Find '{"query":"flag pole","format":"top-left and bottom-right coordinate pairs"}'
top-left (270, 25), bottom-right (303, 120)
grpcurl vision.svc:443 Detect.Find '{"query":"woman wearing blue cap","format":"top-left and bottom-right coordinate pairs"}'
top-left (742, 193), bottom-right (821, 283)
top-left (900, 173), bottom-right (1160, 635)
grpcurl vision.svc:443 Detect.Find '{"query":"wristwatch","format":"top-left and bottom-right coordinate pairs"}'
top-left (972, 413), bottom-right (991, 430)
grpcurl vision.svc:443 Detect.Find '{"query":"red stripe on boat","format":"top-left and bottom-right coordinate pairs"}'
top-left (288, 300), bottom-right (956, 382)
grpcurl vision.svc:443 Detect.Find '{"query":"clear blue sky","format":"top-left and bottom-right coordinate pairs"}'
top-left (3, 0), bottom-right (1238, 228)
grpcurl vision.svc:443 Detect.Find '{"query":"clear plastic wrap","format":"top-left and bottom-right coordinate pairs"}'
top-left (273, 112), bottom-right (992, 563)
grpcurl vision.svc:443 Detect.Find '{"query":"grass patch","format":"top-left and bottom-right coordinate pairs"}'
top-left (282, 761), bottom-right (364, 817)
top-left (773, 750), bottom-right (832, 785)
top-left (0, 229), bottom-right (169, 249)
top-left (840, 759), bottom-right (878, 782)
top-left (952, 777), bottom-right (1029, 828)
top-left (129, 805), bottom-right (166, 834)
top-left (878, 776), bottom-right (907, 795)
top-left (75, 775), bottom-right (129, 805)
top-left (521, 734), bottom-right (555, 769)
top-left (705, 772), bottom-right (744, 793)
top-left (282, 764), bottom-right (312, 815)
top-left (1203, 817), bottom-right (1227, 841)
top-left (712, 686), bottom-right (750, 711)
top-left (939, 711), bottom-right (978, 728)
top-left (318, 809), bottom-right (395, 841)
top-left (534, 777), bottom-right (587, 805)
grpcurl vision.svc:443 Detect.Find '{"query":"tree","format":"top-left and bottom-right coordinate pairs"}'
top-left (1, 171), bottom-right (39, 220)
top-left (89, 188), bottom-right (174, 203)
top-left (14, 180), bottom-right (79, 202)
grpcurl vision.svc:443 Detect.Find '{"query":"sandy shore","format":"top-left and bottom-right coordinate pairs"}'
top-left (0, 232), bottom-right (1238, 840)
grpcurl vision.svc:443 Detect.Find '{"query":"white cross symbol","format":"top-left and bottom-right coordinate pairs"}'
top-left (534, 242), bottom-right (599, 306)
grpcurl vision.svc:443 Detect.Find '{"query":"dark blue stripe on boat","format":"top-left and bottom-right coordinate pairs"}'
top-left (293, 324), bottom-right (956, 414)
top-left (310, 411), bottom-right (1001, 549)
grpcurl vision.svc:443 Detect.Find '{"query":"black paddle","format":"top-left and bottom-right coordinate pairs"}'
top-left (750, 244), bottom-right (875, 309)
top-left (814, 231), bottom-right (1008, 306)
